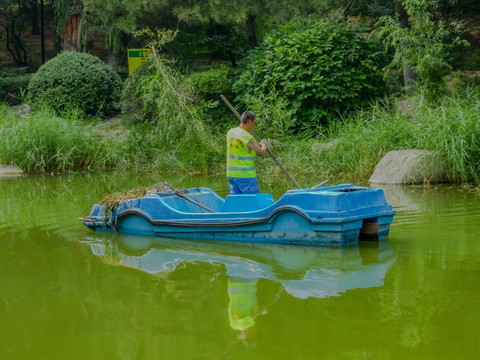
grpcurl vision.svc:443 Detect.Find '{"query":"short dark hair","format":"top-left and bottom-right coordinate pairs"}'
top-left (240, 111), bottom-right (256, 124)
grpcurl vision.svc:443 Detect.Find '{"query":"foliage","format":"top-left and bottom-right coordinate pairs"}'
top-left (375, 0), bottom-right (469, 98)
top-left (27, 51), bottom-right (122, 115)
top-left (173, 23), bottom-right (248, 66)
top-left (272, 87), bottom-right (480, 184)
top-left (121, 28), bottom-right (221, 170)
top-left (0, 75), bottom-right (32, 104)
top-left (187, 66), bottom-right (232, 99)
top-left (238, 94), bottom-right (295, 139)
top-left (83, 0), bottom-right (146, 53)
top-left (0, 107), bottom-right (114, 174)
top-left (233, 19), bottom-right (387, 131)
top-left (350, 0), bottom-right (395, 19)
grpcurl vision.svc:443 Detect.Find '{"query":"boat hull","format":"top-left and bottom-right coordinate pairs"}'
top-left (83, 185), bottom-right (395, 247)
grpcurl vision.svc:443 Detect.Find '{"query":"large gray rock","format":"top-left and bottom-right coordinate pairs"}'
top-left (369, 150), bottom-right (446, 184)
top-left (0, 165), bottom-right (24, 178)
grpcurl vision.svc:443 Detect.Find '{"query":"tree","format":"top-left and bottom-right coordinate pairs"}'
top-left (83, 0), bottom-right (177, 70)
top-left (63, 0), bottom-right (83, 52)
top-left (0, 0), bottom-right (29, 65)
top-left (28, 0), bottom-right (39, 35)
top-left (394, 0), bottom-right (416, 93)
top-left (375, 0), bottom-right (469, 96)
top-left (173, 0), bottom-right (343, 50)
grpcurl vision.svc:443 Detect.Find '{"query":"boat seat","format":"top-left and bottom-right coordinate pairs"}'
top-left (221, 193), bottom-right (275, 213)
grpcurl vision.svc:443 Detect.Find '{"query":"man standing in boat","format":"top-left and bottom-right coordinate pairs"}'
top-left (227, 111), bottom-right (267, 194)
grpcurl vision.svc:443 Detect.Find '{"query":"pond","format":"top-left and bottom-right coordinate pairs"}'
top-left (1, 172), bottom-right (480, 359)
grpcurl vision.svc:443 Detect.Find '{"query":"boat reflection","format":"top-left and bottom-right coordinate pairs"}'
top-left (87, 235), bottom-right (396, 300)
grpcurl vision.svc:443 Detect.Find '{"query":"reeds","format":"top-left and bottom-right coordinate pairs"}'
top-left (264, 88), bottom-right (480, 184)
top-left (2, 84), bottom-right (480, 185)
top-left (0, 107), bottom-right (115, 174)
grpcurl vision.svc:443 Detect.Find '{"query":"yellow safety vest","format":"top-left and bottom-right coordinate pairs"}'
top-left (226, 127), bottom-right (256, 178)
top-left (228, 278), bottom-right (258, 331)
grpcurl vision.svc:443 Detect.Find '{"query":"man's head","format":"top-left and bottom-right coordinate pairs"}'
top-left (240, 111), bottom-right (256, 131)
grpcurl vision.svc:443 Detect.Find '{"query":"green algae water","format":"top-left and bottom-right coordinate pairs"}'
top-left (1, 172), bottom-right (480, 360)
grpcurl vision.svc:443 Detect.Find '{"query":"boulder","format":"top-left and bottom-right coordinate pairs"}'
top-left (0, 165), bottom-right (24, 178)
top-left (369, 150), bottom-right (446, 185)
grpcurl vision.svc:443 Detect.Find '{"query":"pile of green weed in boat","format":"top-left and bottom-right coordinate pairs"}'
top-left (97, 182), bottom-right (176, 223)
top-left (99, 182), bottom-right (175, 207)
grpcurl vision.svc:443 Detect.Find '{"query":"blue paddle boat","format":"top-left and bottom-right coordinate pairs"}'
top-left (81, 184), bottom-right (395, 246)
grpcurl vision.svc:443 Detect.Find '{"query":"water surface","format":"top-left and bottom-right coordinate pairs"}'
top-left (1, 172), bottom-right (479, 359)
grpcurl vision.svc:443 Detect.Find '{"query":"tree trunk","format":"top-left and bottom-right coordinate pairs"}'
top-left (340, 0), bottom-right (357, 18)
top-left (395, 0), bottom-right (416, 94)
top-left (107, 49), bottom-right (120, 72)
top-left (246, 13), bottom-right (258, 49)
top-left (63, 2), bottom-right (84, 52)
top-left (5, 22), bottom-right (28, 66)
top-left (54, 17), bottom-right (61, 54)
top-left (40, 0), bottom-right (45, 63)
top-left (30, 0), bottom-right (40, 35)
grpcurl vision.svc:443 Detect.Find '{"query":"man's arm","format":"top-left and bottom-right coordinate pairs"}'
top-left (247, 139), bottom-right (267, 157)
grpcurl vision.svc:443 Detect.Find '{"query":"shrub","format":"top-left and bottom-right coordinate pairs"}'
top-left (187, 67), bottom-right (232, 99)
top-left (233, 19), bottom-right (387, 131)
top-left (121, 27), bottom-right (223, 170)
top-left (27, 52), bottom-right (122, 115)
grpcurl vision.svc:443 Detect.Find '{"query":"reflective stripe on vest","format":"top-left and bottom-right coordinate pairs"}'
top-left (226, 127), bottom-right (256, 178)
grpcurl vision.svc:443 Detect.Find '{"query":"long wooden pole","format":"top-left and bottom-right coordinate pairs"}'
top-left (221, 95), bottom-right (301, 189)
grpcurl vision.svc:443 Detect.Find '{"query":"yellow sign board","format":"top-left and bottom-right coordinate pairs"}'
top-left (127, 49), bottom-right (151, 75)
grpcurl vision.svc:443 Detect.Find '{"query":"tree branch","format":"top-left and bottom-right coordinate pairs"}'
top-left (340, 0), bottom-right (357, 18)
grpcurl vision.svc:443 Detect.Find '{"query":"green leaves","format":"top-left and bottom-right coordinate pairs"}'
top-left (233, 19), bottom-right (387, 131)
top-left (27, 52), bottom-right (122, 116)
top-left (188, 67), bottom-right (232, 99)
top-left (375, 0), bottom-right (470, 97)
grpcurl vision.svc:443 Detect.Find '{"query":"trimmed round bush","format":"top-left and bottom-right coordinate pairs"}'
top-left (28, 52), bottom-right (122, 115)
top-left (233, 19), bottom-right (388, 129)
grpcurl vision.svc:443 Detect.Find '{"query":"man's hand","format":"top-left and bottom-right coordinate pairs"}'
top-left (259, 139), bottom-right (271, 149)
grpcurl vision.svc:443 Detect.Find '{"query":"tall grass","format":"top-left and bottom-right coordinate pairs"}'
top-left (261, 88), bottom-right (480, 184)
top-left (119, 120), bottom-right (223, 172)
top-left (0, 107), bottom-right (114, 174)
top-left (3, 84), bottom-right (480, 184)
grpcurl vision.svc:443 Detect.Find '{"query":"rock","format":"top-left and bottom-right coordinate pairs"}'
top-left (0, 165), bottom-right (24, 178)
top-left (369, 150), bottom-right (446, 185)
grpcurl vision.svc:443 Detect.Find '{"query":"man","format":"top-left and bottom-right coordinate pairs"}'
top-left (226, 111), bottom-right (267, 194)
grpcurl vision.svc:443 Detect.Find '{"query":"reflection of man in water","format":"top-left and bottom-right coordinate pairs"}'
top-left (228, 277), bottom-right (266, 348)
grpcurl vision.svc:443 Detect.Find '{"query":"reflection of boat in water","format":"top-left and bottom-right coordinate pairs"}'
top-left (88, 234), bottom-right (396, 299)
top-left (82, 185), bottom-right (396, 246)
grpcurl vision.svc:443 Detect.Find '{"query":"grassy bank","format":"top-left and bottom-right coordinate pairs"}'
top-left (260, 87), bottom-right (480, 184)
top-left (0, 106), bottom-right (224, 174)
top-left (2, 87), bottom-right (480, 184)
